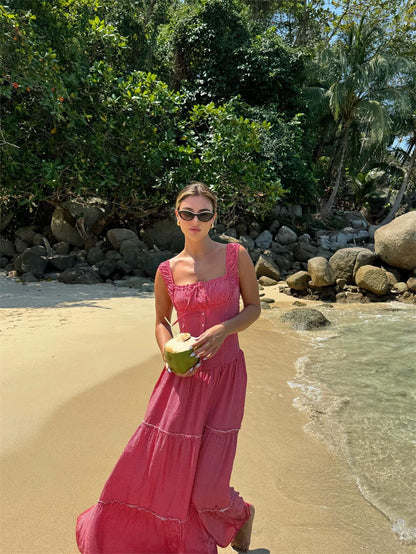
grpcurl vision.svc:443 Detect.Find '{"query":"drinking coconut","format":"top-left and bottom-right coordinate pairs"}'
top-left (164, 333), bottom-right (199, 375)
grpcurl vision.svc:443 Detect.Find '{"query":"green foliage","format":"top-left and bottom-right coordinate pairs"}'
top-left (1, 0), bottom-right (414, 229)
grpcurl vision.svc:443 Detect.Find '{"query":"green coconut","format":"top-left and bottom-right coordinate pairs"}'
top-left (164, 333), bottom-right (199, 375)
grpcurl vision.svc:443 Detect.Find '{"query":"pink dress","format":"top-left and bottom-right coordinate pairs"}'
top-left (76, 242), bottom-right (251, 553)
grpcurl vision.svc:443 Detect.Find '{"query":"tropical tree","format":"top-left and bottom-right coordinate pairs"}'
top-left (315, 16), bottom-right (413, 218)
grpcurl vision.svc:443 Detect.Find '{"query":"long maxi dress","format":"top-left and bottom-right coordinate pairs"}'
top-left (76, 242), bottom-right (251, 554)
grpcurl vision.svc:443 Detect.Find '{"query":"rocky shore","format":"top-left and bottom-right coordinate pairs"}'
top-left (1, 201), bottom-right (415, 305)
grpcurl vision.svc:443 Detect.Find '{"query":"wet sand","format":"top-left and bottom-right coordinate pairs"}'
top-left (1, 278), bottom-right (413, 553)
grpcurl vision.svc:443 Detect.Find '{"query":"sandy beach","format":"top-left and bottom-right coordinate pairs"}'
top-left (1, 276), bottom-right (414, 554)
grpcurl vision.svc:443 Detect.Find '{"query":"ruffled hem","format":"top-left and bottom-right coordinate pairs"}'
top-left (77, 489), bottom-right (249, 553)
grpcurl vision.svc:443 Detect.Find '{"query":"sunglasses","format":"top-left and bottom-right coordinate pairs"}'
top-left (178, 210), bottom-right (215, 222)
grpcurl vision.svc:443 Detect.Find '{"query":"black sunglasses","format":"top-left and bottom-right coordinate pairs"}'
top-left (178, 210), bottom-right (215, 222)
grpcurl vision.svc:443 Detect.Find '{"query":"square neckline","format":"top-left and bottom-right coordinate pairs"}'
top-left (167, 242), bottom-right (233, 288)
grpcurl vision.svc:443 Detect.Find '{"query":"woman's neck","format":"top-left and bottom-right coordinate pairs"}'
top-left (182, 238), bottom-right (217, 261)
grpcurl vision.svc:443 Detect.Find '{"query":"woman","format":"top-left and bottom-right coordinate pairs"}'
top-left (76, 182), bottom-right (260, 553)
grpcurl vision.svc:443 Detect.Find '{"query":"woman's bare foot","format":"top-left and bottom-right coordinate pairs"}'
top-left (231, 504), bottom-right (255, 552)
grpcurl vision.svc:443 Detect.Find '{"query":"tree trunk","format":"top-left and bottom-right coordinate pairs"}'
top-left (320, 121), bottom-right (350, 218)
top-left (379, 144), bottom-right (416, 225)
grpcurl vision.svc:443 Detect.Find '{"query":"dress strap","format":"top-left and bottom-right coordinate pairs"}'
top-left (226, 242), bottom-right (240, 284)
top-left (158, 259), bottom-right (174, 296)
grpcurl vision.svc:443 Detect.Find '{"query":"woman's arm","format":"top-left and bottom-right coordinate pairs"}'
top-left (193, 245), bottom-right (261, 359)
top-left (154, 268), bottom-right (174, 361)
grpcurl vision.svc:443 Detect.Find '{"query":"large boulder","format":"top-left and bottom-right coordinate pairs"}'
top-left (307, 257), bottom-right (335, 287)
top-left (375, 212), bottom-right (416, 270)
top-left (293, 241), bottom-right (318, 262)
top-left (142, 250), bottom-right (173, 278)
top-left (255, 230), bottom-right (273, 250)
top-left (355, 265), bottom-right (389, 295)
top-left (14, 248), bottom-right (48, 277)
top-left (142, 219), bottom-right (184, 252)
top-left (64, 198), bottom-right (109, 235)
top-left (51, 207), bottom-right (84, 247)
top-left (107, 229), bottom-right (144, 250)
top-left (0, 236), bottom-right (16, 258)
top-left (286, 271), bottom-right (310, 291)
top-left (255, 254), bottom-right (280, 281)
top-left (275, 225), bottom-right (297, 245)
top-left (329, 247), bottom-right (377, 284)
top-left (280, 308), bottom-right (331, 330)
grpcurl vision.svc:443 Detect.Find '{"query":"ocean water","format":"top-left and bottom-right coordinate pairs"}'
top-left (286, 303), bottom-right (416, 545)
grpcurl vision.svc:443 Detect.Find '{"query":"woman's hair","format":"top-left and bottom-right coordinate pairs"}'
top-left (175, 182), bottom-right (217, 213)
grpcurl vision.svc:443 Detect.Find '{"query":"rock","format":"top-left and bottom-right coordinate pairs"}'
top-left (225, 228), bottom-right (238, 238)
top-left (385, 270), bottom-right (399, 287)
top-left (87, 246), bottom-right (105, 265)
top-left (258, 276), bottom-right (278, 286)
top-left (286, 271), bottom-right (310, 291)
top-left (119, 238), bottom-right (147, 256)
top-left (353, 229), bottom-right (370, 243)
top-left (51, 207), bottom-right (84, 247)
top-left (354, 249), bottom-right (378, 275)
top-left (393, 282), bottom-right (408, 293)
top-left (15, 226), bottom-right (38, 244)
top-left (107, 229), bottom-right (141, 250)
top-left (142, 250), bottom-right (173, 278)
top-left (0, 237), bottom-right (16, 258)
top-left (239, 235), bottom-right (255, 250)
top-left (330, 231), bottom-right (348, 248)
top-left (63, 198), bottom-right (109, 237)
top-left (255, 254), bottom-right (280, 281)
top-left (293, 241), bottom-right (318, 262)
top-left (255, 230), bottom-right (273, 249)
top-left (0, 257), bottom-right (9, 268)
top-left (58, 266), bottom-right (102, 285)
top-left (119, 242), bottom-right (145, 270)
top-left (15, 238), bottom-right (30, 254)
top-left (21, 272), bottom-right (38, 282)
top-left (336, 291), bottom-right (366, 303)
top-left (116, 259), bottom-right (133, 275)
top-left (105, 249), bottom-right (121, 262)
top-left (113, 276), bottom-right (154, 292)
top-left (96, 260), bottom-right (116, 278)
top-left (269, 220), bottom-right (280, 234)
top-left (142, 219), bottom-right (184, 252)
top-left (273, 254), bottom-right (292, 272)
top-left (275, 225), bottom-right (297, 245)
top-left (407, 277), bottom-right (416, 292)
top-left (375, 212), bottom-right (416, 270)
top-left (213, 234), bottom-right (240, 245)
top-left (345, 213), bottom-right (368, 230)
top-left (336, 278), bottom-right (347, 289)
top-left (307, 257), bottom-right (335, 287)
top-left (280, 308), bottom-right (331, 330)
top-left (53, 241), bottom-right (71, 255)
top-left (355, 265), bottom-right (389, 295)
top-left (14, 249), bottom-right (48, 278)
top-left (261, 302), bottom-right (271, 309)
top-left (329, 247), bottom-right (377, 284)
top-left (48, 254), bottom-right (77, 271)
top-left (235, 223), bottom-right (248, 235)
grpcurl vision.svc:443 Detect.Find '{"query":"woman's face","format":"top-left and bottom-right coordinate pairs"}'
top-left (176, 195), bottom-right (216, 239)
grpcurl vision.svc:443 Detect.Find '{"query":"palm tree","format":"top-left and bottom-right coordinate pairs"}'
top-left (318, 16), bottom-right (412, 218)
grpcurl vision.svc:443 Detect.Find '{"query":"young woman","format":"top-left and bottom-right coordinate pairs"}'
top-left (76, 182), bottom-right (260, 553)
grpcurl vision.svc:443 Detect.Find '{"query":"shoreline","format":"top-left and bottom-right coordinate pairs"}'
top-left (1, 279), bottom-right (414, 553)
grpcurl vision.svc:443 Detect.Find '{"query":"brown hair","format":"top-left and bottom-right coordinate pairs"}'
top-left (175, 182), bottom-right (217, 213)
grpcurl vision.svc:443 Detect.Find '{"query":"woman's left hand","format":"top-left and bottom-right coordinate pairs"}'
top-left (193, 324), bottom-right (227, 361)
